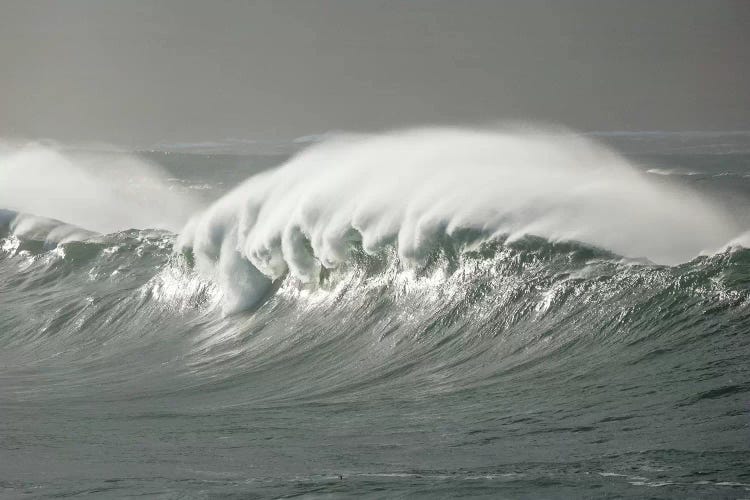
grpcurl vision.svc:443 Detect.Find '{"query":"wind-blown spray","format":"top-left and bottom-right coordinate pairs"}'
top-left (177, 127), bottom-right (738, 313)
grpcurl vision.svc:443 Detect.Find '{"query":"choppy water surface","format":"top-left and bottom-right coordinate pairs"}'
top-left (1, 129), bottom-right (749, 498)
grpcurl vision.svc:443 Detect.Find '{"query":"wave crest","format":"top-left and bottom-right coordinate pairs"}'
top-left (177, 127), bottom-right (739, 313)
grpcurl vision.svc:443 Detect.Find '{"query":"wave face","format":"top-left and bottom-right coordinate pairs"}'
top-left (1, 129), bottom-right (750, 498)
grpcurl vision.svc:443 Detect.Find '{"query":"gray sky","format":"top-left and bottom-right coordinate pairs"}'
top-left (1, 0), bottom-right (749, 147)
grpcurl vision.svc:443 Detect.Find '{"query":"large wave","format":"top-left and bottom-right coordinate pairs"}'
top-left (2, 129), bottom-right (749, 497)
top-left (176, 127), bottom-right (740, 313)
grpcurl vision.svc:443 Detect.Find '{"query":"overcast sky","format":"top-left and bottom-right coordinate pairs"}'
top-left (1, 0), bottom-right (749, 147)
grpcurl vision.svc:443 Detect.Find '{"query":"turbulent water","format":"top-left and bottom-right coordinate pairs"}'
top-left (1, 128), bottom-right (749, 498)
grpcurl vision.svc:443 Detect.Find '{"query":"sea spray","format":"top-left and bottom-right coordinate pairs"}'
top-left (177, 127), bottom-right (739, 313)
top-left (0, 141), bottom-right (201, 234)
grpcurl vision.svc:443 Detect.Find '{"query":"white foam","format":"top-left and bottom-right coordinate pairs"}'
top-left (177, 126), bottom-right (741, 313)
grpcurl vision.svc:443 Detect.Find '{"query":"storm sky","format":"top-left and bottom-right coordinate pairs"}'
top-left (1, 0), bottom-right (749, 147)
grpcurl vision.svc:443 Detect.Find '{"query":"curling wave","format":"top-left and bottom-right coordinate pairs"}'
top-left (177, 127), bottom-right (740, 313)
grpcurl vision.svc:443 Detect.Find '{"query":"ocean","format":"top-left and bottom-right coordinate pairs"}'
top-left (1, 128), bottom-right (749, 498)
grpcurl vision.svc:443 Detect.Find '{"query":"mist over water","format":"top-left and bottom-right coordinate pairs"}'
top-left (1, 128), bottom-right (749, 498)
top-left (0, 141), bottom-right (201, 235)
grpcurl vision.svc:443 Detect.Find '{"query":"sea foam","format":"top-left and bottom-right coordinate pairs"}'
top-left (176, 127), bottom-right (739, 313)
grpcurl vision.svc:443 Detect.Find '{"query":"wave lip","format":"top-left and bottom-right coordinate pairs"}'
top-left (176, 126), bottom-right (740, 313)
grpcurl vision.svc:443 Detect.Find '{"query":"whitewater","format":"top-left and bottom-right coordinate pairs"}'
top-left (1, 127), bottom-right (749, 498)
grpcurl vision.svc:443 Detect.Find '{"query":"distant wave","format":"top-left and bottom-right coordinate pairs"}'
top-left (176, 127), bottom-right (741, 313)
top-left (588, 130), bottom-right (750, 155)
top-left (645, 168), bottom-right (703, 176)
top-left (0, 141), bottom-right (201, 233)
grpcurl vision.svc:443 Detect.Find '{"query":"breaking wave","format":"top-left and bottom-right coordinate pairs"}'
top-left (2, 127), bottom-right (749, 497)
top-left (176, 127), bottom-right (740, 313)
